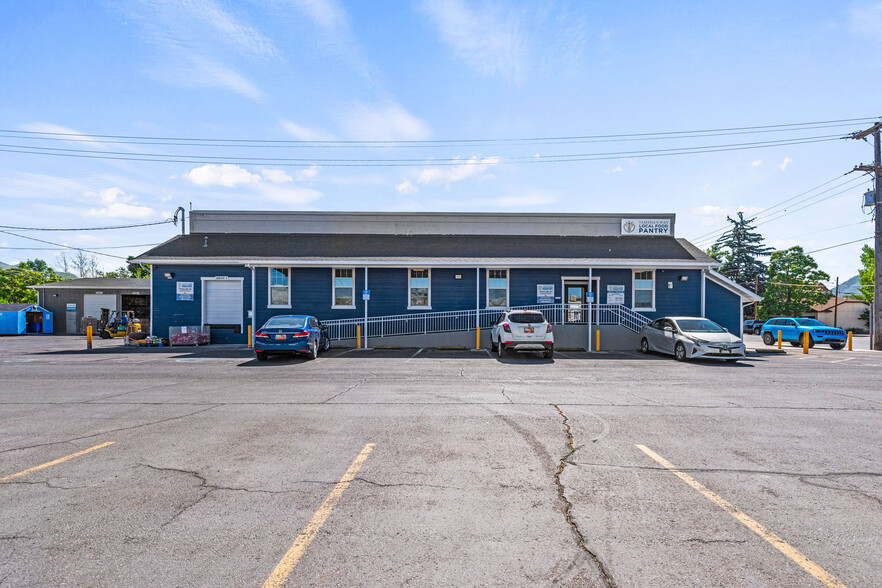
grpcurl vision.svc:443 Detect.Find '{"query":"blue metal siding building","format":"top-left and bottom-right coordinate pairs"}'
top-left (0, 304), bottom-right (53, 335)
top-left (136, 211), bottom-right (758, 348)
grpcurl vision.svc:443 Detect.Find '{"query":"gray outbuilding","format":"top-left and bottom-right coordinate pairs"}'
top-left (30, 278), bottom-right (150, 334)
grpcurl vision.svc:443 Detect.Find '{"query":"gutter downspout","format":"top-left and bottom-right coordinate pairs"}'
top-left (248, 264), bottom-right (256, 348)
top-left (588, 267), bottom-right (593, 352)
top-left (700, 269), bottom-right (706, 317)
top-left (149, 265), bottom-right (154, 337)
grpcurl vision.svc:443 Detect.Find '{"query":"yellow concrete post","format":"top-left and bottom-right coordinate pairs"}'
top-left (357, 325), bottom-right (362, 349)
top-left (248, 325), bottom-right (253, 348)
top-left (803, 333), bottom-right (809, 354)
top-left (777, 330), bottom-right (782, 349)
top-left (595, 329), bottom-right (600, 351)
top-left (86, 326), bottom-right (93, 350)
top-left (476, 327), bottom-right (480, 350)
top-left (848, 331), bottom-right (853, 351)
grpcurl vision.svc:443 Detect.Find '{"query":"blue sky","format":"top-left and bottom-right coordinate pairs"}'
top-left (0, 1), bottom-right (880, 282)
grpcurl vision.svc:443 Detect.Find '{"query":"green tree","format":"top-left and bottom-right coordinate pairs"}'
top-left (96, 257), bottom-right (150, 279)
top-left (712, 212), bottom-right (773, 291)
top-left (855, 245), bottom-right (874, 303)
top-left (0, 260), bottom-right (62, 303)
top-left (759, 246), bottom-right (831, 319)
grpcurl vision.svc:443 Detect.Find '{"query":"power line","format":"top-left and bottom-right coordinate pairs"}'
top-left (0, 243), bottom-right (161, 251)
top-left (0, 220), bottom-right (173, 231)
top-left (775, 219), bottom-right (873, 243)
top-left (0, 229), bottom-right (127, 260)
top-left (806, 237), bottom-right (873, 254)
top-left (1, 116), bottom-right (875, 145)
top-left (0, 134), bottom-right (845, 167)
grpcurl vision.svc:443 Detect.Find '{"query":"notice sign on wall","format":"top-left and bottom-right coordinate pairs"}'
top-left (621, 218), bottom-right (671, 235)
top-left (537, 284), bottom-right (554, 304)
top-left (176, 281), bottom-right (194, 301)
top-left (607, 285), bottom-right (625, 304)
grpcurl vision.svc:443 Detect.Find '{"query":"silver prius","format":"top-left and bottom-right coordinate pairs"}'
top-left (639, 317), bottom-right (746, 362)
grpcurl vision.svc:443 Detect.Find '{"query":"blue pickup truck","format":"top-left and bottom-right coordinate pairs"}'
top-left (760, 317), bottom-right (847, 349)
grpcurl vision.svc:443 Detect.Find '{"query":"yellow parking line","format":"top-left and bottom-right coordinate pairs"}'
top-left (636, 444), bottom-right (845, 588)
top-left (263, 443), bottom-right (375, 588)
top-left (0, 442), bottom-right (115, 483)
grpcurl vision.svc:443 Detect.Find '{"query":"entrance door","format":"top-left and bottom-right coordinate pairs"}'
top-left (66, 310), bottom-right (77, 334)
top-left (566, 285), bottom-right (588, 323)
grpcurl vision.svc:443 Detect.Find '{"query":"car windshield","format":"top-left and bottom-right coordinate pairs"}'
top-left (264, 316), bottom-right (307, 328)
top-left (509, 313), bottom-right (545, 324)
top-left (676, 319), bottom-right (725, 333)
top-left (794, 318), bottom-right (826, 327)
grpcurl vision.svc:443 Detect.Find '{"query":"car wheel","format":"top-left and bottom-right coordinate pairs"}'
top-left (754, 327), bottom-right (762, 335)
top-left (490, 338), bottom-right (498, 352)
top-left (322, 336), bottom-right (330, 351)
top-left (256, 351), bottom-right (267, 361)
top-left (762, 331), bottom-right (774, 346)
top-left (543, 349), bottom-right (554, 359)
top-left (830, 343), bottom-right (843, 350)
top-left (498, 340), bottom-right (506, 357)
top-left (99, 330), bottom-right (111, 339)
top-left (799, 333), bottom-right (815, 349)
top-left (307, 341), bottom-right (318, 360)
top-left (640, 338), bottom-right (650, 354)
top-left (674, 342), bottom-right (687, 362)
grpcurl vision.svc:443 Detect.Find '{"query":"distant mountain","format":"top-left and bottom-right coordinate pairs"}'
top-left (837, 275), bottom-right (863, 296)
top-left (0, 261), bottom-right (12, 269)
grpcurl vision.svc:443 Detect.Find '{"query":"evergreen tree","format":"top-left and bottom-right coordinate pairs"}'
top-left (759, 246), bottom-right (831, 319)
top-left (712, 212), bottom-right (773, 290)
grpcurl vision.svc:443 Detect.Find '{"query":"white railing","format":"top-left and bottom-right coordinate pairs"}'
top-left (321, 303), bottom-right (650, 341)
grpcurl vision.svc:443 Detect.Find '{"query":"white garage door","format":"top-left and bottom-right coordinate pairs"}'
top-left (83, 294), bottom-right (117, 319)
top-left (204, 279), bottom-right (243, 326)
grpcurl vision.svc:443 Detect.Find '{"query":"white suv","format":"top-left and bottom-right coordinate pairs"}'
top-left (490, 310), bottom-right (554, 359)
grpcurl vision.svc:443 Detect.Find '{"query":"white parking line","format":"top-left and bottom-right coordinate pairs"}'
top-left (829, 357), bottom-right (855, 364)
top-left (405, 348), bottom-right (424, 363)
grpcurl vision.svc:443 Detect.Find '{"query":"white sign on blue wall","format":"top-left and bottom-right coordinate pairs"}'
top-left (176, 281), bottom-right (194, 301)
top-left (537, 284), bottom-right (554, 303)
top-left (607, 284), bottom-right (625, 304)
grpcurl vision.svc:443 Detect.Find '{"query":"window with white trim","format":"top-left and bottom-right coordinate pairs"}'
top-left (487, 269), bottom-right (509, 307)
top-left (633, 270), bottom-right (654, 309)
top-left (268, 267), bottom-right (290, 307)
top-left (408, 269), bottom-right (430, 308)
top-left (333, 268), bottom-right (355, 308)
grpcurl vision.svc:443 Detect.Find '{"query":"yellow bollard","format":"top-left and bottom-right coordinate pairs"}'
top-left (86, 326), bottom-right (93, 350)
top-left (596, 329), bottom-right (600, 351)
top-left (848, 331), bottom-right (853, 351)
top-left (803, 333), bottom-right (809, 354)
top-left (248, 325), bottom-right (253, 348)
top-left (777, 330), bottom-right (782, 349)
top-left (357, 325), bottom-right (362, 349)
top-left (476, 327), bottom-right (480, 350)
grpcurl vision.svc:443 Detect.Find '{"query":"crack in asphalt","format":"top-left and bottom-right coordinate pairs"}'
top-left (551, 404), bottom-right (616, 588)
top-left (0, 405), bottom-right (222, 455)
top-left (501, 386), bottom-right (513, 404)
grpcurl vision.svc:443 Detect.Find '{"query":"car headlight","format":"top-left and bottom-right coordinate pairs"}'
top-left (685, 335), bottom-right (707, 344)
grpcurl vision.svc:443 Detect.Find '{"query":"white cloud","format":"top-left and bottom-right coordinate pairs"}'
top-left (256, 183), bottom-right (323, 206)
top-left (281, 120), bottom-right (335, 141)
top-left (261, 169), bottom-right (294, 184)
top-left (689, 205), bottom-right (763, 227)
top-left (417, 156), bottom-right (500, 186)
top-left (338, 102), bottom-right (430, 141)
top-left (184, 164), bottom-right (262, 187)
top-left (751, 159), bottom-right (763, 168)
top-left (296, 166), bottom-right (321, 180)
top-left (395, 179), bottom-right (418, 194)
top-left (419, 0), bottom-right (526, 81)
top-left (608, 166), bottom-right (623, 173)
top-left (84, 187), bottom-right (155, 219)
top-left (113, 0), bottom-right (276, 100)
top-left (779, 157), bottom-right (793, 171)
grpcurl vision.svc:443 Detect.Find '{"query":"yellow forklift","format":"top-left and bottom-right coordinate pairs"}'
top-left (98, 309), bottom-right (141, 339)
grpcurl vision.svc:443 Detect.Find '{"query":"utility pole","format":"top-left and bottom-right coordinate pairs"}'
top-left (850, 122), bottom-right (882, 351)
top-left (834, 276), bottom-right (839, 329)
top-left (754, 276), bottom-right (759, 320)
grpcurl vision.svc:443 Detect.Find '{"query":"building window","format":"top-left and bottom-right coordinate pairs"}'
top-left (333, 268), bottom-right (355, 308)
top-left (268, 267), bottom-right (290, 307)
top-left (408, 269), bottom-right (430, 308)
top-left (487, 269), bottom-right (509, 307)
top-left (633, 270), bottom-right (654, 309)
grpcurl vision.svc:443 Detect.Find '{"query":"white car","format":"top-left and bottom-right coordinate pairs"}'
top-left (639, 317), bottom-right (745, 362)
top-left (490, 310), bottom-right (554, 359)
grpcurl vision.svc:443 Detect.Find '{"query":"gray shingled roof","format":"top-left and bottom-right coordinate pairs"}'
top-left (30, 278), bottom-right (150, 290)
top-left (134, 233), bottom-right (716, 264)
top-left (0, 303), bottom-right (31, 312)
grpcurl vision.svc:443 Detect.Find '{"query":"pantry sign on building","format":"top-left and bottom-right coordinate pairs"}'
top-left (621, 219), bottom-right (671, 235)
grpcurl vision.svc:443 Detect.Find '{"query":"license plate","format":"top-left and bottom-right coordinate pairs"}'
top-left (524, 327), bottom-right (534, 333)
top-left (274, 334), bottom-right (286, 340)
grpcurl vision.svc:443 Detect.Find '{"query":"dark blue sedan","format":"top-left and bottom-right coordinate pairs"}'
top-left (254, 315), bottom-right (330, 361)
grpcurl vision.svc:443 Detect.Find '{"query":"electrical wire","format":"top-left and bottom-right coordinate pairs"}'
top-left (0, 116), bottom-right (875, 145)
top-left (0, 220), bottom-right (173, 231)
top-left (0, 134), bottom-right (845, 167)
top-left (806, 237), bottom-right (874, 254)
top-left (0, 229), bottom-right (128, 260)
top-left (0, 243), bottom-right (161, 251)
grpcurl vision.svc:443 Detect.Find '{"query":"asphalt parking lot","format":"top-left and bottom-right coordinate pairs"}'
top-left (1, 336), bottom-right (880, 587)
